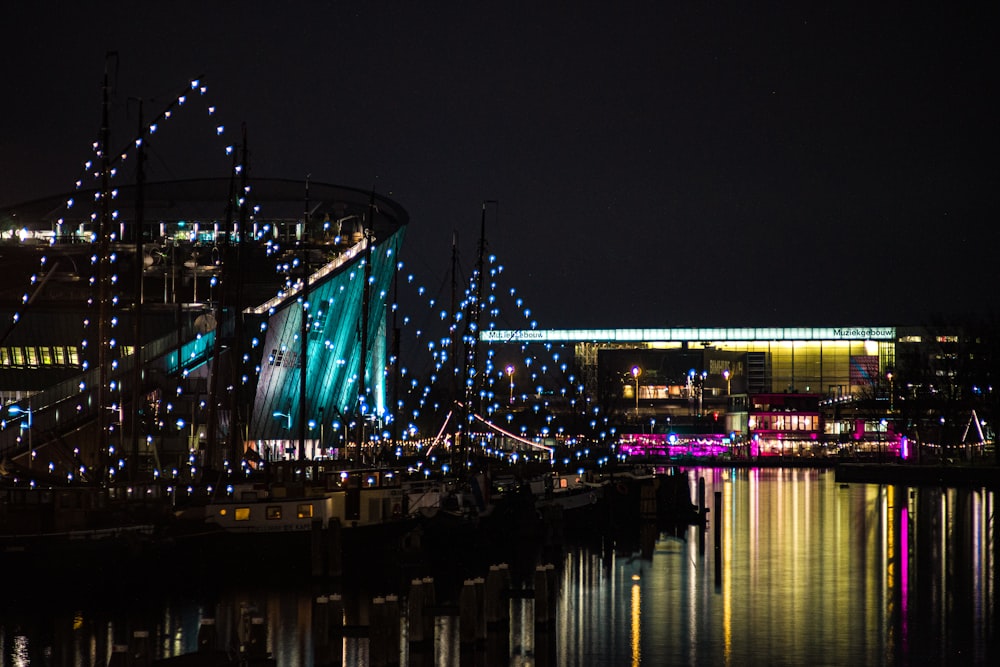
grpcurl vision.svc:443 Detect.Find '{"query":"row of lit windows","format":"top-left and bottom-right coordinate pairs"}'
top-left (0, 346), bottom-right (81, 368)
top-left (232, 503), bottom-right (314, 521)
top-left (0, 346), bottom-right (136, 369)
top-left (749, 414), bottom-right (817, 431)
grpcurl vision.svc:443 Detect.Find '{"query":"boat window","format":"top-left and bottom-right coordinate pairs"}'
top-left (235, 507), bottom-right (251, 521)
top-left (297, 503), bottom-right (314, 519)
top-left (266, 506), bottom-right (282, 520)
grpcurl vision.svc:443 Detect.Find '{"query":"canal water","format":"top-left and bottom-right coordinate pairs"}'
top-left (2, 467), bottom-right (996, 665)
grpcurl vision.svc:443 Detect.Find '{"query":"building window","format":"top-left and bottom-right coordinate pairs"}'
top-left (266, 506), bottom-right (282, 520)
top-left (234, 507), bottom-right (251, 521)
top-left (297, 503), bottom-right (314, 519)
top-left (269, 349), bottom-right (300, 368)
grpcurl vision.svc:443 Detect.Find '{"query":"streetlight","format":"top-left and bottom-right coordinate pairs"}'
top-left (506, 365), bottom-right (515, 404)
top-left (631, 366), bottom-right (641, 418)
top-left (272, 411), bottom-right (292, 428)
top-left (886, 372), bottom-right (894, 413)
top-left (699, 370), bottom-right (707, 416)
top-left (318, 407), bottom-right (325, 458)
top-left (8, 403), bottom-right (33, 470)
top-left (723, 369), bottom-right (731, 396)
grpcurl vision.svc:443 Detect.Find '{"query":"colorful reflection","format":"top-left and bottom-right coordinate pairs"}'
top-left (0, 471), bottom-right (994, 665)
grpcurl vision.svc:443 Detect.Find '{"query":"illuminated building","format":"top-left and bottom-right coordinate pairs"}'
top-left (486, 327), bottom-right (910, 456)
top-left (0, 178), bottom-right (407, 476)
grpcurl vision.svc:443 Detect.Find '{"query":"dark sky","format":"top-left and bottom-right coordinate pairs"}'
top-left (2, 1), bottom-right (996, 329)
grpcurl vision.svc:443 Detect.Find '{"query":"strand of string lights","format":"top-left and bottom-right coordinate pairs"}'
top-left (389, 247), bottom-right (600, 459)
top-left (7, 76), bottom-right (248, 485)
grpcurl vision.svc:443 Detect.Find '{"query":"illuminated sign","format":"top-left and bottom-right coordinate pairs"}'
top-left (832, 328), bottom-right (895, 339)
top-left (482, 327), bottom-right (897, 344)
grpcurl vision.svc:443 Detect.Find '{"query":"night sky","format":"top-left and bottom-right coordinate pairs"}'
top-left (2, 1), bottom-right (996, 329)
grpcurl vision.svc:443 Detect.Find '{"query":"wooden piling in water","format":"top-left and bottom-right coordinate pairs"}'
top-left (370, 596), bottom-right (389, 667)
top-left (544, 563), bottom-right (558, 622)
top-left (698, 476), bottom-right (706, 516)
top-left (459, 579), bottom-right (478, 646)
top-left (384, 594), bottom-right (401, 665)
top-left (130, 630), bottom-right (151, 667)
top-left (312, 595), bottom-right (333, 667)
top-left (407, 579), bottom-right (426, 645)
top-left (196, 617), bottom-right (216, 652)
top-left (329, 593), bottom-right (344, 637)
top-left (327, 519), bottom-right (342, 578)
top-left (473, 576), bottom-right (487, 642)
top-left (311, 519), bottom-right (324, 577)
top-left (533, 565), bottom-right (549, 625)
top-left (714, 490), bottom-right (722, 586)
top-left (244, 615), bottom-right (267, 660)
top-left (107, 644), bottom-right (129, 667)
top-left (485, 563), bottom-right (512, 627)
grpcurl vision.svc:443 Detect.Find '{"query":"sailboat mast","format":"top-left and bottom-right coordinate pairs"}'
top-left (450, 232), bottom-right (460, 406)
top-left (298, 176), bottom-right (310, 460)
top-left (204, 144), bottom-right (239, 470)
top-left (467, 201), bottom-right (492, 416)
top-left (96, 53), bottom-right (115, 486)
top-left (226, 125), bottom-right (250, 463)
top-left (356, 191), bottom-right (376, 457)
top-left (129, 98), bottom-right (145, 482)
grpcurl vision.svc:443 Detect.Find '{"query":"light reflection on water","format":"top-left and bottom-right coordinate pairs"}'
top-left (1, 468), bottom-right (995, 665)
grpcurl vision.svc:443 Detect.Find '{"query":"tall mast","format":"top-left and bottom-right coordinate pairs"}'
top-left (226, 125), bottom-right (250, 462)
top-left (449, 232), bottom-right (460, 406)
top-left (129, 98), bottom-right (145, 482)
top-left (205, 135), bottom-right (240, 470)
top-left (298, 176), bottom-right (310, 460)
top-left (464, 201), bottom-right (492, 417)
top-left (390, 255), bottom-right (400, 449)
top-left (356, 191), bottom-right (376, 457)
top-left (96, 53), bottom-right (115, 486)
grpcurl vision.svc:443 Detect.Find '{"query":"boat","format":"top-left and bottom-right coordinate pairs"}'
top-left (182, 461), bottom-right (418, 579)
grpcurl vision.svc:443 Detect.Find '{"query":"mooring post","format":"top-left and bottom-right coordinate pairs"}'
top-left (714, 490), bottom-right (722, 586)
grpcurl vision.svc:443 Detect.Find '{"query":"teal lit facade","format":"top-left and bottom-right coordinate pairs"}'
top-left (248, 228), bottom-right (406, 444)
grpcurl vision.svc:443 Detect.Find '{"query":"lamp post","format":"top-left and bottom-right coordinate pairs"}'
top-left (506, 365), bottom-right (515, 404)
top-left (8, 404), bottom-right (33, 470)
top-left (886, 372), bottom-right (894, 413)
top-left (699, 370), bottom-right (707, 416)
top-left (631, 366), bottom-right (641, 418)
top-left (723, 369), bottom-right (731, 396)
top-left (318, 407), bottom-right (325, 458)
